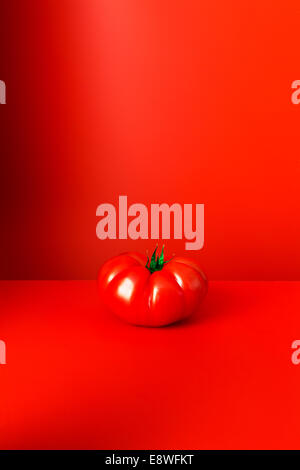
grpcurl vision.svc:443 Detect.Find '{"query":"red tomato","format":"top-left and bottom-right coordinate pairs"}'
top-left (98, 247), bottom-right (207, 327)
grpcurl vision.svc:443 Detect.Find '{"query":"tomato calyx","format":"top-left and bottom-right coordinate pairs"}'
top-left (145, 245), bottom-right (172, 274)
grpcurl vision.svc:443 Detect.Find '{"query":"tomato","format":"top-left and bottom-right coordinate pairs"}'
top-left (97, 246), bottom-right (207, 327)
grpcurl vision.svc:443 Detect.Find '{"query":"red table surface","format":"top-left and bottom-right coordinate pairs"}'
top-left (0, 280), bottom-right (299, 450)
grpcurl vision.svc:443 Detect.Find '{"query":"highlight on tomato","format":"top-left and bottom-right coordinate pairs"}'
top-left (97, 246), bottom-right (208, 327)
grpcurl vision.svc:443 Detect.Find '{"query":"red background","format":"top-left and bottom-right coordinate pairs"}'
top-left (1, 0), bottom-right (300, 451)
top-left (1, 0), bottom-right (300, 280)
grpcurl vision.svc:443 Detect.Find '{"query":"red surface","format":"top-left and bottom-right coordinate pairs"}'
top-left (1, 0), bottom-right (300, 280)
top-left (1, 280), bottom-right (300, 449)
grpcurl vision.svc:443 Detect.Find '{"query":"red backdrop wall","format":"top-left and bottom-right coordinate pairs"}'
top-left (1, 0), bottom-right (299, 280)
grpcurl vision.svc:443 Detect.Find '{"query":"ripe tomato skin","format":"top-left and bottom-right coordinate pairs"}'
top-left (98, 252), bottom-right (207, 327)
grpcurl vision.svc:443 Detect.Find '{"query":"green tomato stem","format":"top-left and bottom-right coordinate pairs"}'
top-left (145, 245), bottom-right (171, 274)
